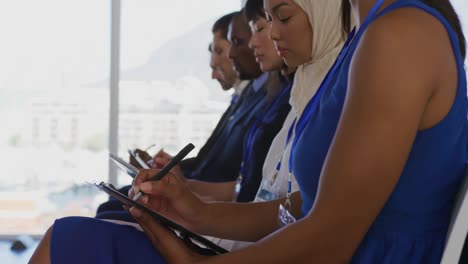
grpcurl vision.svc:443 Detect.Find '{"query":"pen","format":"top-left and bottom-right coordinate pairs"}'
top-left (133, 143), bottom-right (195, 201)
top-left (135, 152), bottom-right (151, 169)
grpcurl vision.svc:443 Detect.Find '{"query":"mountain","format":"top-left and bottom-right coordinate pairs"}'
top-left (120, 19), bottom-right (229, 100)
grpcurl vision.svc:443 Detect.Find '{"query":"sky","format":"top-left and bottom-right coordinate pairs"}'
top-left (0, 0), bottom-right (465, 93)
top-left (0, 0), bottom-right (241, 91)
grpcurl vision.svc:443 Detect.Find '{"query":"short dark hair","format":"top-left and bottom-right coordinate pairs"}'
top-left (244, 0), bottom-right (265, 22)
top-left (212, 12), bottom-right (239, 39)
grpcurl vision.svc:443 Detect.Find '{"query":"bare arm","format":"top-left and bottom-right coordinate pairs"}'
top-left (133, 169), bottom-right (303, 241)
top-left (200, 192), bottom-right (302, 241)
top-left (153, 149), bottom-right (238, 202)
top-left (186, 180), bottom-right (236, 202)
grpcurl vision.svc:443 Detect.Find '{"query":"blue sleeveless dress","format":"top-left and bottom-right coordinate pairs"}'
top-left (292, 0), bottom-right (468, 263)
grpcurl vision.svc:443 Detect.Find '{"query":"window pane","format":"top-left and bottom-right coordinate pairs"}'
top-left (453, 0), bottom-right (468, 65)
top-left (0, 0), bottom-right (110, 235)
top-left (118, 0), bottom-right (240, 185)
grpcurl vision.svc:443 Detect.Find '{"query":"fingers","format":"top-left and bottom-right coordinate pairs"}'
top-left (152, 152), bottom-right (184, 179)
top-left (135, 149), bottom-right (152, 162)
top-left (132, 169), bottom-right (161, 195)
top-left (128, 183), bottom-right (149, 206)
top-left (137, 194), bottom-right (149, 205)
top-left (130, 207), bottom-right (202, 263)
top-left (146, 196), bottom-right (162, 211)
top-left (132, 170), bottom-right (184, 203)
top-left (154, 148), bottom-right (169, 158)
top-left (151, 160), bottom-right (159, 169)
top-left (155, 156), bottom-right (171, 168)
top-left (137, 173), bottom-right (180, 199)
top-left (153, 149), bottom-right (172, 169)
top-left (128, 185), bottom-right (135, 199)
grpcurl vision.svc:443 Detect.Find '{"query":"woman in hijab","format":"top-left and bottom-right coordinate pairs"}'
top-left (31, 0), bottom-right (467, 263)
top-left (260, 0), bottom-right (346, 205)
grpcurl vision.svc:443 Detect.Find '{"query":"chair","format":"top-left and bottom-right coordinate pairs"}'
top-left (441, 163), bottom-right (468, 264)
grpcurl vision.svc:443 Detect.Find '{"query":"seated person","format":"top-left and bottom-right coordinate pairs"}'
top-left (182, 11), bottom-right (267, 185)
top-left (96, 12), bottom-right (259, 214)
top-left (30, 0), bottom-right (468, 263)
top-left (178, 12), bottom-right (249, 175)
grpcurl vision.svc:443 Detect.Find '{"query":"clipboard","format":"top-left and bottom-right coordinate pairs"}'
top-left (109, 153), bottom-right (139, 178)
top-left (93, 182), bottom-right (229, 255)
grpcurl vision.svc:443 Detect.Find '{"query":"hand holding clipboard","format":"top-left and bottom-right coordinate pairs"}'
top-left (95, 182), bottom-right (228, 255)
top-left (104, 143), bottom-right (227, 255)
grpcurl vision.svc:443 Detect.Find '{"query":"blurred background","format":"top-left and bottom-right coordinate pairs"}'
top-left (0, 0), bottom-right (240, 237)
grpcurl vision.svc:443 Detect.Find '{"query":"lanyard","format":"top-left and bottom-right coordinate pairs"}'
top-left (239, 83), bottom-right (292, 176)
top-left (288, 0), bottom-right (386, 177)
top-left (274, 118), bottom-right (297, 173)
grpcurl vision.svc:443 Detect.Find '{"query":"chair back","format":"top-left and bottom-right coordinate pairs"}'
top-left (441, 163), bottom-right (468, 264)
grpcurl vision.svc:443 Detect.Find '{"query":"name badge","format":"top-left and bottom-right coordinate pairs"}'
top-left (256, 179), bottom-right (280, 202)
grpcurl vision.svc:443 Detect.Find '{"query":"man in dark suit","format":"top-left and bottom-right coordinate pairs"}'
top-left (186, 10), bottom-right (265, 179)
top-left (175, 12), bottom-right (244, 176)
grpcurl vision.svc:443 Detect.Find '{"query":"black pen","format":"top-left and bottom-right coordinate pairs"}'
top-left (132, 143), bottom-right (195, 201)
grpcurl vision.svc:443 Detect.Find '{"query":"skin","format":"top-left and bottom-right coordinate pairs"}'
top-left (228, 13), bottom-right (263, 80)
top-left (248, 16), bottom-right (284, 72)
top-left (211, 31), bottom-right (238, 90)
top-left (29, 227), bottom-right (52, 263)
top-left (30, 0), bottom-right (460, 263)
top-left (264, 0), bottom-right (313, 67)
top-left (209, 46), bottom-right (226, 88)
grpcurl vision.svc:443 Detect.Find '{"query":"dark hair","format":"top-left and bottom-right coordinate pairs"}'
top-left (245, 0), bottom-right (266, 22)
top-left (244, 0), bottom-right (287, 102)
top-left (341, 0), bottom-right (352, 38)
top-left (212, 12), bottom-right (239, 40)
top-left (423, 0), bottom-right (466, 59)
top-left (265, 67), bottom-right (296, 102)
top-left (341, 0), bottom-right (466, 59)
top-left (265, 72), bottom-right (285, 102)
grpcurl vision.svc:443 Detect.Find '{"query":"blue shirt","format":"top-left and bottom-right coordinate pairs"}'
top-left (237, 81), bottom-right (292, 202)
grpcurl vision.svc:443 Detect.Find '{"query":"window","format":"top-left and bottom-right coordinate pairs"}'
top-left (452, 0), bottom-right (468, 66)
top-left (117, 0), bottom-right (239, 186)
top-left (0, 0), bottom-right (240, 236)
top-left (0, 0), bottom-right (111, 235)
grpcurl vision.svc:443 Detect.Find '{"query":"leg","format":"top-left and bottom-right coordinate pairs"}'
top-left (29, 226), bottom-right (52, 264)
